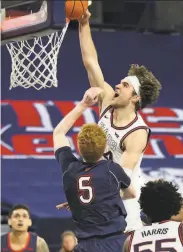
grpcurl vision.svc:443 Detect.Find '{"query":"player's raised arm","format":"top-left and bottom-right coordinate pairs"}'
top-left (53, 87), bottom-right (103, 151)
top-left (79, 11), bottom-right (114, 109)
top-left (53, 87), bottom-right (103, 172)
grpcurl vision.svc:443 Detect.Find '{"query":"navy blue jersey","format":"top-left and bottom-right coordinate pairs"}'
top-left (1, 232), bottom-right (37, 252)
top-left (55, 146), bottom-right (131, 239)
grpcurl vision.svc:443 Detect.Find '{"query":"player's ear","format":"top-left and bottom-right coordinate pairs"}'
top-left (8, 218), bottom-right (12, 226)
top-left (75, 237), bottom-right (78, 245)
top-left (132, 95), bottom-right (140, 104)
top-left (28, 218), bottom-right (32, 227)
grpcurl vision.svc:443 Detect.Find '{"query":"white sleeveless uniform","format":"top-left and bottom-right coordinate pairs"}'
top-left (128, 221), bottom-right (183, 252)
top-left (98, 106), bottom-right (150, 232)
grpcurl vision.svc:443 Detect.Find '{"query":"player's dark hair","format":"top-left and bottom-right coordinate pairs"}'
top-left (128, 64), bottom-right (162, 111)
top-left (139, 180), bottom-right (182, 222)
top-left (8, 204), bottom-right (31, 218)
top-left (78, 123), bottom-right (107, 163)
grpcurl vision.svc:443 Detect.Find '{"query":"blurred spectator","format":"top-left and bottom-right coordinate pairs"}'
top-left (60, 231), bottom-right (77, 252)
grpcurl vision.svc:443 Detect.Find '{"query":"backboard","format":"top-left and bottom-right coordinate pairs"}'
top-left (1, 0), bottom-right (66, 45)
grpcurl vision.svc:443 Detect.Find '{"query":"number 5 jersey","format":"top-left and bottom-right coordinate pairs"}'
top-left (128, 221), bottom-right (183, 252)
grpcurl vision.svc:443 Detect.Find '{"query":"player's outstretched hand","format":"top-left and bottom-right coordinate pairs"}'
top-left (56, 202), bottom-right (70, 211)
top-left (81, 87), bottom-right (103, 107)
top-left (79, 10), bottom-right (91, 25)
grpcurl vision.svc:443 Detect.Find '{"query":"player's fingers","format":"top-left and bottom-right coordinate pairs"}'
top-left (85, 10), bottom-right (91, 18)
top-left (90, 87), bottom-right (103, 98)
top-left (56, 202), bottom-right (68, 209)
top-left (56, 204), bottom-right (63, 209)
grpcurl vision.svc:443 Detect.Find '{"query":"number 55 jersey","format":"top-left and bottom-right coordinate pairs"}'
top-left (128, 221), bottom-right (183, 252)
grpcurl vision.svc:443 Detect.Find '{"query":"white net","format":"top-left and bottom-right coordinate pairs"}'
top-left (6, 22), bottom-right (69, 90)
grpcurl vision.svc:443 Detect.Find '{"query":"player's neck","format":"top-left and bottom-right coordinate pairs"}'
top-left (10, 231), bottom-right (28, 244)
top-left (113, 107), bottom-right (136, 127)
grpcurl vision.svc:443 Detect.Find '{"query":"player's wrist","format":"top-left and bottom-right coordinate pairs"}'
top-left (77, 101), bottom-right (89, 110)
top-left (79, 21), bottom-right (90, 29)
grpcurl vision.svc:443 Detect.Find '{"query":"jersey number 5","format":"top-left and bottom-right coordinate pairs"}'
top-left (78, 176), bottom-right (93, 204)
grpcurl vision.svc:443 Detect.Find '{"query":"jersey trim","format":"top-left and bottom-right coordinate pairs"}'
top-left (159, 220), bottom-right (171, 224)
top-left (8, 232), bottom-right (31, 252)
top-left (100, 105), bottom-right (112, 119)
top-left (111, 110), bottom-right (138, 130)
top-left (127, 232), bottom-right (134, 252)
top-left (178, 222), bottom-right (183, 245)
top-left (119, 126), bottom-right (151, 152)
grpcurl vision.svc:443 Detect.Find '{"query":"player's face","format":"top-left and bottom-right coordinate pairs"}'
top-left (110, 79), bottom-right (138, 108)
top-left (8, 209), bottom-right (32, 232)
top-left (171, 206), bottom-right (183, 222)
top-left (62, 235), bottom-right (77, 252)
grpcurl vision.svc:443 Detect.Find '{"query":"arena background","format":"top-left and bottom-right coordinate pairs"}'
top-left (1, 1), bottom-right (183, 251)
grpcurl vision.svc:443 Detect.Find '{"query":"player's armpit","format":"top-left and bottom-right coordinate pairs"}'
top-left (121, 129), bottom-right (148, 170)
top-left (37, 237), bottom-right (49, 252)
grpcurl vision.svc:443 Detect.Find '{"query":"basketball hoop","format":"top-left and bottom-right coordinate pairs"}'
top-left (6, 22), bottom-right (69, 90)
top-left (2, 0), bottom-right (91, 90)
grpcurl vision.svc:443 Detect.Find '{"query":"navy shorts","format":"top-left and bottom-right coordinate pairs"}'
top-left (74, 233), bottom-right (127, 252)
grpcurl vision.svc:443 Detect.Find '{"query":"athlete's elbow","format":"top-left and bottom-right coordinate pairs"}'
top-left (129, 185), bottom-right (136, 199)
top-left (83, 56), bottom-right (98, 69)
top-left (126, 191), bottom-right (136, 199)
top-left (130, 191), bottom-right (136, 199)
top-left (122, 185), bottom-right (136, 199)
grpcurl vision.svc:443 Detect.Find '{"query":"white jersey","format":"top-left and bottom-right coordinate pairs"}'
top-left (98, 106), bottom-right (150, 231)
top-left (128, 221), bottom-right (183, 252)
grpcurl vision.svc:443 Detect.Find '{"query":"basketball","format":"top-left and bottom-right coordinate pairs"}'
top-left (65, 0), bottom-right (89, 20)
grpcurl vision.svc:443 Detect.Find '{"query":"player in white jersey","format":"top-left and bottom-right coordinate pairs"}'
top-left (98, 106), bottom-right (150, 231)
top-left (78, 11), bottom-right (161, 231)
top-left (123, 180), bottom-right (183, 252)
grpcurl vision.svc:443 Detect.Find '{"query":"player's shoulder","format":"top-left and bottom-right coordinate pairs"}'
top-left (98, 160), bottom-right (119, 170)
top-left (55, 146), bottom-right (73, 157)
top-left (162, 220), bottom-right (182, 227)
top-left (84, 160), bottom-right (114, 175)
top-left (129, 112), bottom-right (149, 130)
top-left (37, 236), bottom-right (44, 244)
top-left (108, 160), bottom-right (122, 169)
top-left (36, 236), bottom-right (49, 251)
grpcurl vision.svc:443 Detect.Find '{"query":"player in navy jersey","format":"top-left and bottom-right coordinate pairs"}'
top-left (1, 204), bottom-right (49, 252)
top-left (53, 87), bottom-right (136, 252)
